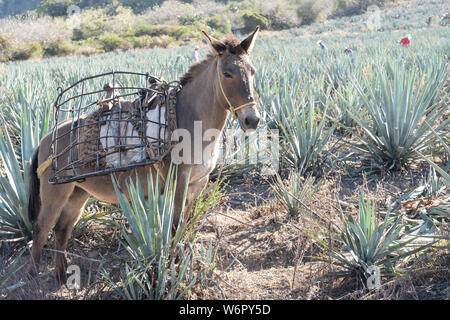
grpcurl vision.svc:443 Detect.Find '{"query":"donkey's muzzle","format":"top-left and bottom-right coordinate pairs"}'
top-left (243, 114), bottom-right (260, 131)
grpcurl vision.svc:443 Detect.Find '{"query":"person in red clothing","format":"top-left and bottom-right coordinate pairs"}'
top-left (399, 35), bottom-right (412, 47)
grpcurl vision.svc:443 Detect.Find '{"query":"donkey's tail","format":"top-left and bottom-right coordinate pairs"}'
top-left (28, 146), bottom-right (41, 223)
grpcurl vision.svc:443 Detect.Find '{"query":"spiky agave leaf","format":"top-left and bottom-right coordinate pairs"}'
top-left (269, 87), bottom-right (336, 175)
top-left (308, 194), bottom-right (438, 283)
top-left (110, 166), bottom-right (202, 299)
top-left (271, 172), bottom-right (315, 215)
top-left (347, 61), bottom-right (448, 169)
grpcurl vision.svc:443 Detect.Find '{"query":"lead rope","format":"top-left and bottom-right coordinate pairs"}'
top-left (216, 59), bottom-right (256, 120)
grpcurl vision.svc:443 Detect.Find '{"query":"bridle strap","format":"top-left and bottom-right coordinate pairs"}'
top-left (216, 60), bottom-right (256, 120)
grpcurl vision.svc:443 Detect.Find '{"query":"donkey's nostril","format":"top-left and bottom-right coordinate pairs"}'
top-left (245, 116), bottom-right (260, 129)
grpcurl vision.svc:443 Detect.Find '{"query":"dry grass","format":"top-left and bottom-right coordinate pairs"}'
top-left (195, 170), bottom-right (449, 300)
top-left (0, 15), bottom-right (71, 46)
top-left (0, 156), bottom-right (448, 300)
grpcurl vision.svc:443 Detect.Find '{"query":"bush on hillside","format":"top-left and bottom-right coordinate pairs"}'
top-left (134, 24), bottom-right (157, 37)
top-left (120, 0), bottom-right (163, 13)
top-left (168, 26), bottom-right (197, 40)
top-left (150, 35), bottom-right (175, 48)
top-left (0, 34), bottom-right (43, 62)
top-left (134, 24), bottom-right (195, 40)
top-left (296, 0), bottom-right (322, 25)
top-left (43, 39), bottom-right (76, 56)
top-left (261, 0), bottom-right (301, 30)
top-left (331, 0), bottom-right (394, 17)
top-left (206, 16), bottom-right (232, 35)
top-left (177, 12), bottom-right (205, 26)
top-left (127, 35), bottom-right (153, 48)
top-left (98, 33), bottom-right (125, 51)
top-left (11, 42), bottom-right (43, 60)
top-left (72, 20), bottom-right (105, 41)
top-left (77, 0), bottom-right (115, 9)
top-left (38, 0), bottom-right (74, 17)
top-left (0, 34), bottom-right (12, 62)
top-left (242, 11), bottom-right (269, 32)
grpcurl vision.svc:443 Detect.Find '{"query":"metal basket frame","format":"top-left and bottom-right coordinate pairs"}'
top-left (49, 71), bottom-right (178, 184)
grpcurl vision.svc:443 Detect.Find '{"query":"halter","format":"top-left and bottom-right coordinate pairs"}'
top-left (216, 59), bottom-right (257, 120)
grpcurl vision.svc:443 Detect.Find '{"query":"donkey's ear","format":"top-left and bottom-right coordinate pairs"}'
top-left (240, 26), bottom-right (260, 55)
top-left (202, 30), bottom-right (226, 55)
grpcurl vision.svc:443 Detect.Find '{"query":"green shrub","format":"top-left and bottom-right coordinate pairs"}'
top-left (177, 13), bottom-right (204, 26)
top-left (38, 0), bottom-right (74, 17)
top-left (77, 0), bottom-right (116, 9)
top-left (167, 26), bottom-right (195, 40)
top-left (72, 20), bottom-right (105, 41)
top-left (75, 45), bottom-right (103, 56)
top-left (134, 24), bottom-right (173, 38)
top-left (297, 0), bottom-right (321, 25)
top-left (151, 35), bottom-right (175, 48)
top-left (242, 11), bottom-right (269, 32)
top-left (0, 34), bottom-right (12, 62)
top-left (262, 1), bottom-right (300, 30)
top-left (206, 16), bottom-right (232, 34)
top-left (128, 35), bottom-right (153, 49)
top-left (134, 24), bottom-right (156, 37)
top-left (43, 39), bottom-right (76, 57)
top-left (11, 42), bottom-right (43, 61)
top-left (333, 0), bottom-right (351, 14)
top-left (120, 0), bottom-right (162, 13)
top-left (0, 34), bottom-right (10, 52)
top-left (134, 24), bottom-right (194, 41)
top-left (98, 33), bottom-right (125, 51)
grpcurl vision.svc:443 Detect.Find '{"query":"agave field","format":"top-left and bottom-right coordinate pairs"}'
top-left (0, 17), bottom-right (449, 300)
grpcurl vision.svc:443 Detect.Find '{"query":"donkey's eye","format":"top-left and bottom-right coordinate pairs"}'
top-left (223, 72), bottom-right (233, 79)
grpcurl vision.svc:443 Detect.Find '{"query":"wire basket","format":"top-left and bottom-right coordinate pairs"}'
top-left (49, 71), bottom-right (178, 184)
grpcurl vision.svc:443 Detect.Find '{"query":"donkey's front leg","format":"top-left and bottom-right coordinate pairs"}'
top-left (173, 173), bottom-right (209, 228)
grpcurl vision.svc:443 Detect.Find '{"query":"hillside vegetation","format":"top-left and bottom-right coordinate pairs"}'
top-left (0, 0), bottom-right (428, 62)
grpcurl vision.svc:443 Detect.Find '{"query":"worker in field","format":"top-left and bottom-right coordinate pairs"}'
top-left (317, 40), bottom-right (327, 50)
top-left (192, 46), bottom-right (199, 62)
top-left (399, 35), bottom-right (412, 47)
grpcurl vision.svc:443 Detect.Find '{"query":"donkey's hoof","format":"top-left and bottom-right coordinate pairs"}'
top-left (28, 264), bottom-right (38, 277)
top-left (28, 258), bottom-right (40, 277)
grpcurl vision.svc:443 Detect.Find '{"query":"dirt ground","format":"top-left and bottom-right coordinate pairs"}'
top-left (1, 167), bottom-right (448, 300)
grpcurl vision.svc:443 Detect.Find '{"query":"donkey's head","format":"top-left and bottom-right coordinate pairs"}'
top-left (202, 27), bottom-right (260, 133)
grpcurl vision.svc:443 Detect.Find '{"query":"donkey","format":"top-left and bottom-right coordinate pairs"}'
top-left (28, 27), bottom-right (261, 284)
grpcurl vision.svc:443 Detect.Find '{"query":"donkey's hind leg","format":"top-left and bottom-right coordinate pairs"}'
top-left (29, 183), bottom-right (75, 276)
top-left (54, 187), bottom-right (90, 284)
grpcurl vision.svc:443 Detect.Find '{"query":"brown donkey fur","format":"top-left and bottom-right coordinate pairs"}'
top-left (28, 27), bottom-right (261, 284)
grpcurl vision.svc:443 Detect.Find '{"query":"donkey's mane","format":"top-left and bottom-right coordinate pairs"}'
top-left (179, 34), bottom-right (245, 86)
